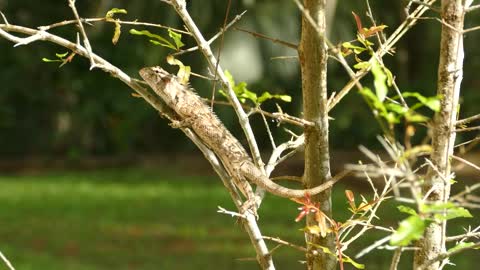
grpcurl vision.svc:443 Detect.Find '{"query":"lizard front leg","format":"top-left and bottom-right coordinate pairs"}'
top-left (169, 115), bottom-right (198, 129)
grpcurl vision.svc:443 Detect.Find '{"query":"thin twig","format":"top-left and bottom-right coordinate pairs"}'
top-left (466, 4), bottom-right (480, 12)
top-left (211, 99), bottom-right (313, 127)
top-left (210, 0), bottom-right (231, 109)
top-left (456, 113), bottom-right (480, 126)
top-left (389, 247), bottom-right (403, 270)
top-left (235, 27), bottom-right (298, 49)
top-left (419, 242), bottom-right (480, 269)
top-left (455, 125), bottom-right (480, 133)
top-left (173, 11), bottom-right (246, 56)
top-left (68, 0), bottom-right (97, 69)
top-left (451, 155), bottom-right (480, 172)
top-left (38, 17), bottom-right (191, 34)
top-left (446, 228), bottom-right (480, 242)
top-left (356, 235), bottom-right (391, 258)
top-left (262, 236), bottom-right (308, 252)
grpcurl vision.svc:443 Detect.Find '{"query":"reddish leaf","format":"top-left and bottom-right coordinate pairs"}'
top-left (352, 12), bottom-right (363, 33)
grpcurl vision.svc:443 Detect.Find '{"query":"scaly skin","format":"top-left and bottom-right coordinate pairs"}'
top-left (139, 67), bottom-right (341, 199)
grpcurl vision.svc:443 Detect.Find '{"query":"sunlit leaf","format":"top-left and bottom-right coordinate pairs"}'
top-left (105, 8), bottom-right (127, 19)
top-left (353, 61), bottom-right (370, 70)
top-left (257, 92), bottom-right (292, 104)
top-left (130, 29), bottom-right (177, 50)
top-left (168, 29), bottom-right (185, 49)
top-left (402, 145), bottom-right (432, 159)
top-left (361, 25), bottom-right (388, 38)
top-left (448, 242), bottom-right (476, 253)
top-left (221, 70), bottom-right (290, 105)
top-left (397, 205), bottom-right (418, 216)
top-left (308, 243), bottom-right (334, 255)
top-left (42, 58), bottom-right (62, 63)
top-left (421, 202), bottom-right (473, 221)
top-left (166, 55), bottom-right (191, 84)
top-left (55, 52), bottom-right (69, 58)
top-left (405, 112), bottom-right (429, 123)
top-left (385, 103), bottom-right (407, 115)
top-left (303, 225), bottom-right (329, 237)
top-left (402, 92), bottom-right (441, 112)
top-left (342, 42), bottom-right (367, 54)
top-left (390, 215), bottom-right (426, 246)
top-left (112, 21), bottom-right (121, 45)
top-left (343, 255), bottom-right (365, 269)
top-left (371, 59), bottom-right (388, 102)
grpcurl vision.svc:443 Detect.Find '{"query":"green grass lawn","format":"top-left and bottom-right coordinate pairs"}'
top-left (0, 168), bottom-right (476, 269)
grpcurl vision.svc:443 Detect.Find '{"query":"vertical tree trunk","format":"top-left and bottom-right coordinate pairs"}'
top-left (298, 0), bottom-right (334, 269)
top-left (413, 1), bottom-right (464, 269)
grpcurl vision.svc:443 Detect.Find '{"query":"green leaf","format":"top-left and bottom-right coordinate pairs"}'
top-left (112, 21), bottom-right (121, 45)
top-left (353, 61), bottom-right (370, 70)
top-left (442, 207), bottom-right (472, 221)
top-left (166, 55), bottom-right (191, 84)
top-left (342, 42), bottom-right (367, 54)
top-left (307, 243), bottom-right (334, 255)
top-left (421, 202), bottom-right (473, 221)
top-left (448, 242), bottom-right (476, 253)
top-left (371, 59), bottom-right (388, 102)
top-left (390, 215), bottom-right (426, 246)
top-left (342, 255), bottom-right (365, 269)
top-left (42, 58), bottom-right (62, 63)
top-left (130, 29), bottom-right (177, 50)
top-left (360, 87), bottom-right (387, 113)
top-left (55, 52), bottom-right (69, 58)
top-left (385, 103), bottom-right (408, 115)
top-left (105, 8), bottom-right (127, 19)
top-left (405, 112), bottom-right (429, 123)
top-left (397, 205), bottom-right (418, 216)
top-left (402, 92), bottom-right (441, 112)
top-left (257, 92), bottom-right (292, 104)
top-left (168, 29), bottom-right (184, 49)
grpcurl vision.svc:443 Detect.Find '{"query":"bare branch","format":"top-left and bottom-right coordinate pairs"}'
top-left (0, 250), bottom-right (15, 270)
top-left (446, 226), bottom-right (480, 242)
top-left (455, 125), bottom-right (480, 133)
top-left (456, 113), bottom-right (480, 126)
top-left (38, 17), bottom-right (190, 35)
top-left (419, 242), bottom-right (480, 269)
top-left (465, 4), bottom-right (480, 13)
top-left (173, 11), bottom-right (246, 56)
top-left (68, 0), bottom-right (97, 70)
top-left (389, 247), bottom-right (403, 270)
top-left (464, 25), bottom-right (480, 34)
top-left (356, 235), bottom-right (391, 258)
top-left (262, 236), bottom-right (308, 253)
top-left (451, 155), bottom-right (480, 172)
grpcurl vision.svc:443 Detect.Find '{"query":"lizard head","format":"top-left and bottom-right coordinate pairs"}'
top-left (139, 66), bottom-right (179, 103)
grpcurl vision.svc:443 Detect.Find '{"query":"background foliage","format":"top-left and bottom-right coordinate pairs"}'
top-left (0, 0), bottom-right (479, 157)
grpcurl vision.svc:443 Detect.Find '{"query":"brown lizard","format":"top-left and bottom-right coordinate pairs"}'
top-left (139, 66), bottom-right (343, 200)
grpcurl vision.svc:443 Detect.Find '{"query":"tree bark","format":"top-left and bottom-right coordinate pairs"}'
top-left (298, 0), bottom-right (334, 269)
top-left (413, 1), bottom-right (465, 269)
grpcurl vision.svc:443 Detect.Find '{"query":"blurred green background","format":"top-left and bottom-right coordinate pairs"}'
top-left (1, 0), bottom-right (479, 157)
top-left (0, 0), bottom-right (479, 269)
